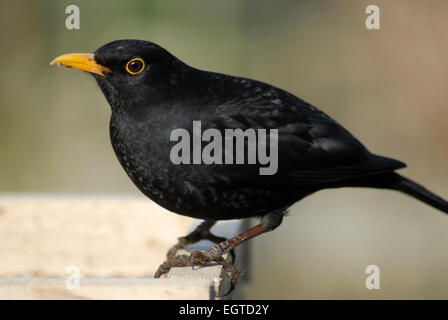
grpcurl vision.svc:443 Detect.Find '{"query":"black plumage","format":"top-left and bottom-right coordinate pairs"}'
top-left (51, 39), bottom-right (448, 280)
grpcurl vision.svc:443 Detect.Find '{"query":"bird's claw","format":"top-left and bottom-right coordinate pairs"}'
top-left (154, 245), bottom-right (241, 292)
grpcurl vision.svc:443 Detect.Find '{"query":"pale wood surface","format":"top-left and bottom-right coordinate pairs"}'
top-left (0, 194), bottom-right (249, 299)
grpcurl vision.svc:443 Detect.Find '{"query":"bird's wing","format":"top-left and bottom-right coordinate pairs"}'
top-left (181, 75), bottom-right (405, 188)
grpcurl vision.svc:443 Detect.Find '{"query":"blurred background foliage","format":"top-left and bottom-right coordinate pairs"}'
top-left (0, 0), bottom-right (447, 298)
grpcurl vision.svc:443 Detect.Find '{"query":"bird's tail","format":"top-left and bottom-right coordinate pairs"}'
top-left (387, 172), bottom-right (448, 214)
top-left (355, 172), bottom-right (448, 214)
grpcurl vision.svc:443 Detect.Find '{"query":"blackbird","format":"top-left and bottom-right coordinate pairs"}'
top-left (51, 39), bottom-right (448, 282)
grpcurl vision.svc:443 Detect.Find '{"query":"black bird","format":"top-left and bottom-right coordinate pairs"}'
top-left (51, 40), bottom-right (448, 280)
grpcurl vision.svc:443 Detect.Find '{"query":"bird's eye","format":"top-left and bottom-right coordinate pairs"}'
top-left (125, 58), bottom-right (145, 75)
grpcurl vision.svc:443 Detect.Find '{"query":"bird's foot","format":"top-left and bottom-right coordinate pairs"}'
top-left (165, 236), bottom-right (192, 260)
top-left (154, 244), bottom-right (241, 290)
top-left (189, 243), bottom-right (225, 265)
top-left (155, 220), bottom-right (241, 293)
top-left (190, 246), bottom-right (242, 288)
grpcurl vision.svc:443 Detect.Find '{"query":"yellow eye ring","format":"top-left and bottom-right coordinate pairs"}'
top-left (125, 58), bottom-right (145, 75)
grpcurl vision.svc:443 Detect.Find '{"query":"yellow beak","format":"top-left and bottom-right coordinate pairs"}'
top-left (50, 53), bottom-right (111, 76)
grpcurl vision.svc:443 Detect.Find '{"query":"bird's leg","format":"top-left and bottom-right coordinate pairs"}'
top-left (191, 211), bottom-right (284, 286)
top-left (155, 220), bottom-right (228, 278)
top-left (155, 211), bottom-right (285, 288)
top-left (191, 211), bottom-right (283, 265)
top-left (165, 220), bottom-right (227, 260)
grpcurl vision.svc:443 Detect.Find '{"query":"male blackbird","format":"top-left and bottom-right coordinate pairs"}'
top-left (51, 40), bottom-right (448, 282)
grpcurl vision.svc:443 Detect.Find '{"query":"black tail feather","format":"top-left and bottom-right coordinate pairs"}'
top-left (344, 172), bottom-right (448, 214)
top-left (387, 173), bottom-right (448, 214)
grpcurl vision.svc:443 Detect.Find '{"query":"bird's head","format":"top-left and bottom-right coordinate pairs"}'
top-left (51, 40), bottom-right (188, 111)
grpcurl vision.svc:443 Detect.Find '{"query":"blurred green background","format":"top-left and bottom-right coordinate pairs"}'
top-left (1, 0), bottom-right (447, 299)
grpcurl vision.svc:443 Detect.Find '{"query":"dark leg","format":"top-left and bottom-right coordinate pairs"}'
top-left (155, 211), bottom-right (284, 287)
top-left (155, 220), bottom-right (227, 277)
top-left (182, 220), bottom-right (227, 245)
top-left (191, 211), bottom-right (284, 265)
